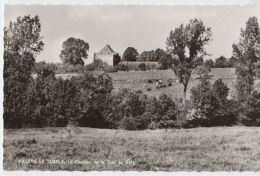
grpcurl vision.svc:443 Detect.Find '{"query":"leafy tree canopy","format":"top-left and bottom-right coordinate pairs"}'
top-left (122, 47), bottom-right (139, 61)
top-left (60, 37), bottom-right (89, 65)
top-left (215, 56), bottom-right (228, 68)
top-left (4, 15), bottom-right (44, 56)
top-left (138, 50), bottom-right (156, 62)
top-left (205, 59), bottom-right (215, 68)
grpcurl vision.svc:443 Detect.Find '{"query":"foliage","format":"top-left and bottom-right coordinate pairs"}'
top-left (5, 59), bottom-right (114, 128)
top-left (60, 37), bottom-right (89, 65)
top-left (232, 16), bottom-right (260, 125)
top-left (4, 15), bottom-right (44, 128)
top-left (189, 79), bottom-right (217, 126)
top-left (139, 63), bottom-right (146, 71)
top-left (194, 65), bottom-right (212, 79)
top-left (214, 56), bottom-right (237, 68)
top-left (227, 56), bottom-right (238, 67)
top-left (100, 89), bottom-right (178, 130)
top-left (122, 47), bottom-right (139, 61)
top-left (25, 69), bottom-right (57, 127)
top-left (85, 59), bottom-right (106, 73)
top-left (117, 62), bottom-right (158, 71)
top-left (116, 63), bottom-right (129, 71)
top-left (4, 15), bottom-right (44, 56)
top-left (166, 18), bottom-right (212, 101)
top-left (146, 94), bottom-right (177, 129)
top-left (4, 52), bottom-right (35, 128)
top-left (32, 61), bottom-right (59, 74)
top-left (189, 78), bottom-right (237, 126)
top-left (138, 50), bottom-right (156, 61)
top-left (85, 59), bottom-right (119, 73)
top-left (138, 49), bottom-right (171, 63)
top-left (194, 57), bottom-right (204, 67)
top-left (215, 56), bottom-right (228, 68)
top-left (102, 89), bottom-right (149, 129)
top-left (204, 59), bottom-right (215, 68)
top-left (138, 49), bottom-right (166, 62)
top-left (157, 50), bottom-right (173, 70)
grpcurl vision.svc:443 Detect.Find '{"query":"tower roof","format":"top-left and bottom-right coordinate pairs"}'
top-left (96, 44), bottom-right (116, 55)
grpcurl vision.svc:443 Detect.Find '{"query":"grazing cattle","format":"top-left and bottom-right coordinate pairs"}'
top-left (146, 87), bottom-right (152, 91)
top-left (143, 84), bottom-right (147, 88)
top-left (148, 79), bottom-right (153, 83)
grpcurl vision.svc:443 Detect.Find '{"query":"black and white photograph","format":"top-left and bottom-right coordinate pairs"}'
top-left (2, 0), bottom-right (260, 172)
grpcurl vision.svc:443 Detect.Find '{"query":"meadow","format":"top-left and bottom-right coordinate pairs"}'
top-left (109, 68), bottom-right (237, 99)
top-left (3, 126), bottom-right (260, 171)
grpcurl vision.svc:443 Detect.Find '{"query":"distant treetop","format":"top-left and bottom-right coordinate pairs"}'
top-left (60, 37), bottom-right (89, 65)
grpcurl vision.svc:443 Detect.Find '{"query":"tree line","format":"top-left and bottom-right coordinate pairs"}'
top-left (4, 15), bottom-right (260, 129)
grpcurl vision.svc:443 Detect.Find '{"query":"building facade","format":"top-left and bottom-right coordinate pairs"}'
top-left (94, 45), bottom-right (120, 66)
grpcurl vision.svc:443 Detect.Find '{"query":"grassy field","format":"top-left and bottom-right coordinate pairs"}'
top-left (3, 126), bottom-right (260, 171)
top-left (109, 68), bottom-right (237, 99)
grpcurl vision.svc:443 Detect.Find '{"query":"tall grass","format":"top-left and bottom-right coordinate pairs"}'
top-left (3, 126), bottom-right (260, 171)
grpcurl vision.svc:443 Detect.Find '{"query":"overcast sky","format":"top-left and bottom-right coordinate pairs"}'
top-left (4, 5), bottom-right (260, 64)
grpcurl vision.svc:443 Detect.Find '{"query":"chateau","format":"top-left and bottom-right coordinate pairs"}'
top-left (94, 45), bottom-right (120, 66)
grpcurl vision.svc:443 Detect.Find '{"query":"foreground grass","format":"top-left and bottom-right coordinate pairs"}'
top-left (3, 126), bottom-right (260, 171)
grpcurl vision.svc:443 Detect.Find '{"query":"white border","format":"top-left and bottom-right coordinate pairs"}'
top-left (2, 0), bottom-right (260, 5)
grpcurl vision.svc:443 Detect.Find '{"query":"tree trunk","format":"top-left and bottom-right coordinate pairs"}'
top-left (183, 85), bottom-right (187, 105)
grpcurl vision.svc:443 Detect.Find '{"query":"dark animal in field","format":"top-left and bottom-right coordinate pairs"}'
top-left (146, 87), bottom-right (152, 91)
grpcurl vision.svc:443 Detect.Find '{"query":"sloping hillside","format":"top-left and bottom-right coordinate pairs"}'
top-left (109, 68), bottom-right (237, 99)
top-left (108, 68), bottom-right (237, 82)
top-left (108, 69), bottom-right (177, 82)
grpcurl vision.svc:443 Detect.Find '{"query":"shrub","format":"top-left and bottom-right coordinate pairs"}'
top-left (19, 71), bottom-right (113, 128)
top-left (116, 64), bottom-right (128, 71)
top-left (76, 107), bottom-right (107, 128)
top-left (189, 78), bottom-right (237, 127)
top-left (139, 63), bottom-right (146, 71)
top-left (146, 94), bottom-right (177, 129)
top-left (236, 91), bottom-right (260, 126)
top-left (105, 65), bottom-right (118, 73)
top-left (119, 115), bottom-right (149, 130)
top-left (102, 89), bottom-right (149, 129)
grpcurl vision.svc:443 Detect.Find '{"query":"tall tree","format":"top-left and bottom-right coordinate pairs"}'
top-left (122, 47), bottom-right (139, 61)
top-left (227, 56), bottom-right (238, 67)
top-left (138, 50), bottom-right (156, 62)
top-left (205, 59), bottom-right (215, 68)
top-left (155, 48), bottom-right (167, 61)
top-left (232, 16), bottom-right (260, 125)
top-left (4, 15), bottom-right (44, 128)
top-left (156, 49), bottom-right (173, 70)
top-left (166, 19), bottom-right (212, 102)
top-left (215, 56), bottom-right (228, 68)
top-left (60, 37), bottom-right (89, 65)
